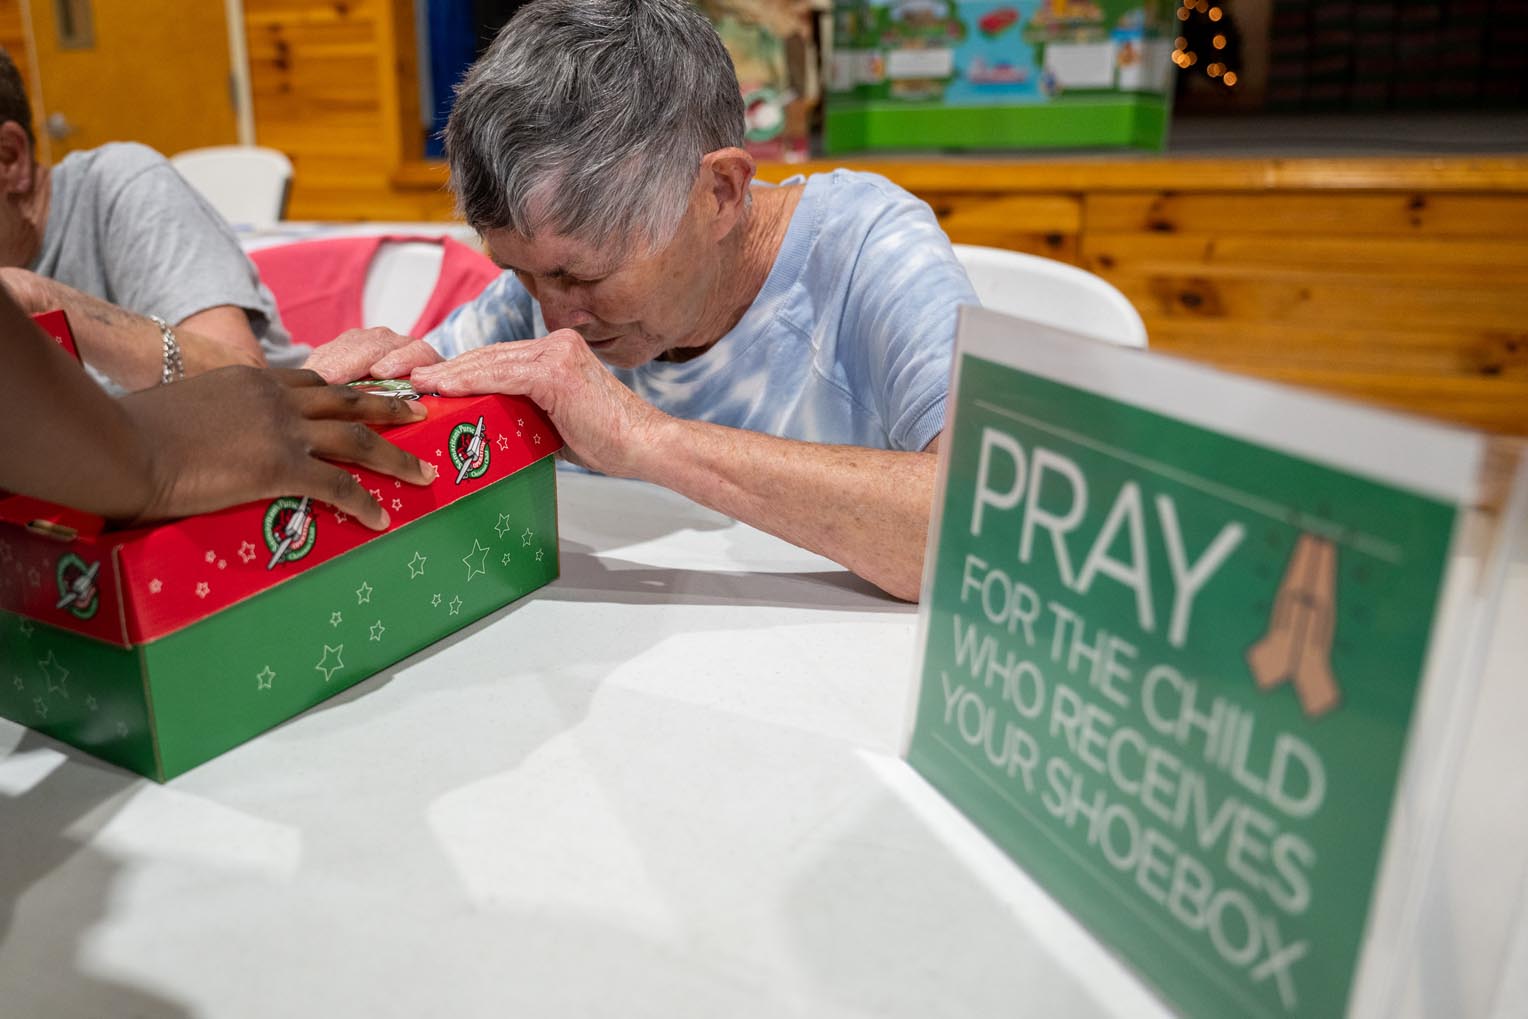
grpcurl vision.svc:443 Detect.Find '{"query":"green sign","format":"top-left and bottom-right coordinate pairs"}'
top-left (909, 333), bottom-right (1464, 1016)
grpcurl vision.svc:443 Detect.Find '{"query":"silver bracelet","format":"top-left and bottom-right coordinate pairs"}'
top-left (150, 315), bottom-right (185, 384)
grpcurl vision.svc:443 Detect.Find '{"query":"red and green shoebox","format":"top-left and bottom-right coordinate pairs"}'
top-left (0, 390), bottom-right (561, 780)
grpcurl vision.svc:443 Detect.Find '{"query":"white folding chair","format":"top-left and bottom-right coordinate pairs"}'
top-left (952, 243), bottom-right (1148, 348)
top-left (362, 241), bottom-right (446, 334)
top-left (170, 145), bottom-right (293, 228)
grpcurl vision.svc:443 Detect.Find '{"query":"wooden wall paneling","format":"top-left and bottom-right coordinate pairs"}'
top-left (919, 192), bottom-right (1080, 262)
top-left (756, 157), bottom-right (1528, 193)
top-left (1081, 184), bottom-right (1528, 432)
top-left (246, 0), bottom-right (424, 220)
top-left (1086, 192), bottom-right (1528, 236)
top-left (1084, 232), bottom-right (1528, 281)
top-left (1107, 269), bottom-right (1526, 332)
top-left (375, 0), bottom-right (421, 168)
top-left (1140, 320), bottom-right (1528, 380)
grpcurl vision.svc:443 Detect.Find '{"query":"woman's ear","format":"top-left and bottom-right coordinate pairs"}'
top-left (698, 147), bottom-right (755, 240)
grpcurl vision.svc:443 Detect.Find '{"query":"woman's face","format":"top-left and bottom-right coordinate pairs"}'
top-left (482, 194), bottom-right (721, 370)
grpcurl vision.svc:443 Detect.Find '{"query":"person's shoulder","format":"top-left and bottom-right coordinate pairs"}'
top-left (65, 141), bottom-right (173, 179)
top-left (57, 142), bottom-right (179, 206)
top-left (803, 168), bottom-right (924, 214)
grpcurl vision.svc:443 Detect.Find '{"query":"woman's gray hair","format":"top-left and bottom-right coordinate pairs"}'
top-left (445, 0), bottom-right (746, 255)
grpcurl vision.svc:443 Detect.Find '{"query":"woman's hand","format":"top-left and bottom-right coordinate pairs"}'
top-left (410, 329), bottom-right (666, 478)
top-left (304, 326), bottom-right (443, 384)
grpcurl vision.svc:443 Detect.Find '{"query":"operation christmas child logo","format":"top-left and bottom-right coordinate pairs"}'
top-left (263, 496), bottom-right (316, 570)
top-left (54, 552), bottom-right (100, 621)
top-left (450, 416), bottom-right (490, 484)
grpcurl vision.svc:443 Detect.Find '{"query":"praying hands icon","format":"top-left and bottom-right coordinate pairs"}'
top-left (1246, 533), bottom-right (1342, 719)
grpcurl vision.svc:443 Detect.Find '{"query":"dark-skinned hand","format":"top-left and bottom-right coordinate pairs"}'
top-left (118, 366), bottom-right (437, 529)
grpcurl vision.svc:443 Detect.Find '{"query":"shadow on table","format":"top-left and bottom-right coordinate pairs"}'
top-left (544, 540), bottom-right (910, 613)
top-left (778, 755), bottom-right (1155, 1019)
top-left (0, 730), bottom-right (194, 1018)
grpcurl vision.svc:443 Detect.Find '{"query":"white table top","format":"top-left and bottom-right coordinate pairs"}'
top-left (1, 473), bottom-right (1522, 1018)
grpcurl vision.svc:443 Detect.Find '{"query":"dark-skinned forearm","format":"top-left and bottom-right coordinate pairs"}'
top-left (1, 288), bottom-right (156, 518)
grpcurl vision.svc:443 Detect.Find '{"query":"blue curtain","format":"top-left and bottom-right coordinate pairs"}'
top-left (425, 0), bottom-right (478, 157)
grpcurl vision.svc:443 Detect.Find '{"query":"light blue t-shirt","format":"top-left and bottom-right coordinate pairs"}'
top-left (426, 170), bottom-right (976, 452)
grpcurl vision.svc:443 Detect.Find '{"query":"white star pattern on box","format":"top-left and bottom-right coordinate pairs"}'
top-left (149, 578), bottom-right (163, 594)
top-left (116, 721), bottom-right (128, 738)
top-left (517, 418), bottom-right (524, 427)
top-left (315, 644), bottom-right (345, 682)
top-left (40, 651), bottom-right (68, 697)
top-left (335, 510), bottom-right (349, 525)
top-left (521, 528), bottom-right (534, 547)
top-left (407, 552), bottom-right (428, 578)
top-left (431, 593), bottom-right (442, 606)
top-left (394, 480), bottom-right (402, 488)
top-left (217, 559), bottom-right (227, 571)
top-left (448, 595), bottom-right (463, 616)
top-left (17, 618), bottom-right (33, 637)
top-left (533, 434), bottom-right (542, 446)
top-left (356, 581), bottom-right (373, 604)
top-left (256, 666), bottom-right (275, 690)
top-left (494, 513), bottom-right (513, 539)
top-left (495, 434), bottom-right (509, 451)
top-left (501, 553), bottom-right (512, 566)
top-left (33, 697), bottom-right (47, 718)
top-left (462, 540), bottom-right (490, 581)
top-left (391, 498), bottom-right (403, 512)
top-left (535, 548), bottom-right (545, 562)
top-left (195, 581), bottom-right (211, 599)
top-left (369, 620), bottom-right (386, 641)
top-left (516, 429), bottom-right (522, 438)
top-left (238, 541), bottom-right (257, 564)
top-left (86, 694), bottom-right (97, 711)
top-left (370, 488), bottom-right (383, 504)
top-left (435, 448), bottom-right (443, 459)
top-left (352, 473), bottom-right (363, 485)
top-left (330, 611), bottom-right (343, 627)
top-left (204, 550), bottom-right (216, 564)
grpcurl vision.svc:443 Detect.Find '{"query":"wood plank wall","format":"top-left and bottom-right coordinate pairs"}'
top-left (1085, 189), bottom-right (1528, 434)
top-left (244, 0), bottom-right (430, 220)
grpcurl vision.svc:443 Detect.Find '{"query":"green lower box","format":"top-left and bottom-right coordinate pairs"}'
top-left (0, 458), bottom-right (558, 780)
top-left (824, 97), bottom-right (1170, 153)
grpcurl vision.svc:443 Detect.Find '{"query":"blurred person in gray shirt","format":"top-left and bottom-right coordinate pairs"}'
top-left (0, 48), bottom-right (304, 392)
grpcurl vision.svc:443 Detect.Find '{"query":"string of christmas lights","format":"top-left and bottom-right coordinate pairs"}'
top-left (1173, 0), bottom-right (1242, 89)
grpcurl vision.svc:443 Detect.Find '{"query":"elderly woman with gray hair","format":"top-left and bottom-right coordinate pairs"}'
top-left (308, 0), bottom-right (977, 601)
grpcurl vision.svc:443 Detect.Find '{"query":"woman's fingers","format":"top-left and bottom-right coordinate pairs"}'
top-left (303, 327), bottom-right (415, 384)
top-left (372, 339), bottom-right (445, 380)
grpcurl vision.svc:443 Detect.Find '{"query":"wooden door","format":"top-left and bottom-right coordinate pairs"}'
top-left (28, 0), bottom-right (238, 160)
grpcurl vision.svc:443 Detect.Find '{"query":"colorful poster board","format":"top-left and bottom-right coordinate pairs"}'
top-left (827, 0), bottom-right (1174, 152)
top-left (907, 306), bottom-right (1525, 1017)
